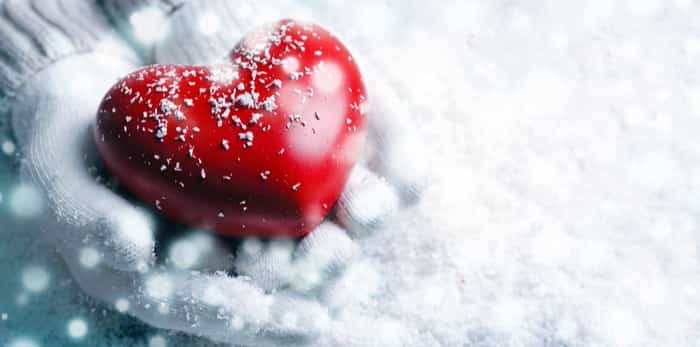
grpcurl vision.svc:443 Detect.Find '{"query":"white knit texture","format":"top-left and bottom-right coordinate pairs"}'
top-left (10, 53), bottom-right (153, 271)
top-left (0, 0), bottom-right (117, 94)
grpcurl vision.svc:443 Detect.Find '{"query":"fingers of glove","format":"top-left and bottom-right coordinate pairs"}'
top-left (319, 259), bottom-right (382, 313)
top-left (233, 238), bottom-right (296, 292)
top-left (357, 63), bottom-right (431, 204)
top-left (154, 0), bottom-right (247, 64)
top-left (10, 54), bottom-right (154, 271)
top-left (290, 222), bottom-right (361, 293)
top-left (59, 243), bottom-right (326, 346)
top-left (335, 164), bottom-right (400, 237)
top-left (234, 222), bottom-right (361, 294)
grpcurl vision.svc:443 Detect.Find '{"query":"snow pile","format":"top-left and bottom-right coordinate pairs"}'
top-left (346, 1), bottom-right (700, 346)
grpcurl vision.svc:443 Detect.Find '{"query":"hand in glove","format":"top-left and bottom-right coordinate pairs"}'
top-left (1, 0), bottom-right (428, 345)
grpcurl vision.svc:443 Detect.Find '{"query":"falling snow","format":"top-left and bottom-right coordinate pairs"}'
top-left (67, 318), bottom-right (88, 339)
top-left (2, 1), bottom-right (700, 347)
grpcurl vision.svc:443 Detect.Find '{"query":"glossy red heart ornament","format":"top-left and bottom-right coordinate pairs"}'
top-left (95, 19), bottom-right (367, 237)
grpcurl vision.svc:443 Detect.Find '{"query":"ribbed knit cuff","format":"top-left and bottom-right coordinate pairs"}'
top-left (0, 0), bottom-right (117, 95)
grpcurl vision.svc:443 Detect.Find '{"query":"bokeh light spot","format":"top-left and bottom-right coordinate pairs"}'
top-left (9, 183), bottom-right (44, 219)
top-left (231, 315), bottom-right (245, 330)
top-left (67, 318), bottom-right (88, 339)
top-left (115, 298), bottom-right (130, 313)
top-left (79, 247), bottom-right (101, 268)
top-left (146, 274), bottom-right (173, 299)
top-left (129, 6), bottom-right (169, 44)
top-left (2, 140), bottom-right (15, 155)
top-left (22, 266), bottom-right (50, 293)
top-left (169, 239), bottom-right (200, 269)
top-left (197, 12), bottom-right (221, 35)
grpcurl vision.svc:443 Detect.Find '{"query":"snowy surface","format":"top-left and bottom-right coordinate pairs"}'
top-left (3, 0), bottom-right (700, 346)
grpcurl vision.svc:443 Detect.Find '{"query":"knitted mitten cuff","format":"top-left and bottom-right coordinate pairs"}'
top-left (0, 0), bottom-right (123, 95)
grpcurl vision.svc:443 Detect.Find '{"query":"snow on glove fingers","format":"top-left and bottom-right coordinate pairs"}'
top-left (232, 166), bottom-right (402, 293)
top-left (233, 221), bottom-right (361, 294)
top-left (335, 164), bottom-right (401, 236)
top-left (58, 241), bottom-right (328, 346)
top-left (360, 65), bottom-right (431, 204)
top-left (233, 237), bottom-right (296, 292)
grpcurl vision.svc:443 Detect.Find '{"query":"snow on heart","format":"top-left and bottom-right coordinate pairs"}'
top-left (95, 19), bottom-right (367, 237)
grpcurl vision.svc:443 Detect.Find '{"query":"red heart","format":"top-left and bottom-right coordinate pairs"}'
top-left (95, 19), bottom-right (367, 237)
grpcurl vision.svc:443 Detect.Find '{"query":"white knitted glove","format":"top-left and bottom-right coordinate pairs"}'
top-left (1, 0), bottom-right (427, 346)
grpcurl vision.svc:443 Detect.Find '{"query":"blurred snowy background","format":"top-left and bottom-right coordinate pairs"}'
top-left (3, 0), bottom-right (700, 346)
